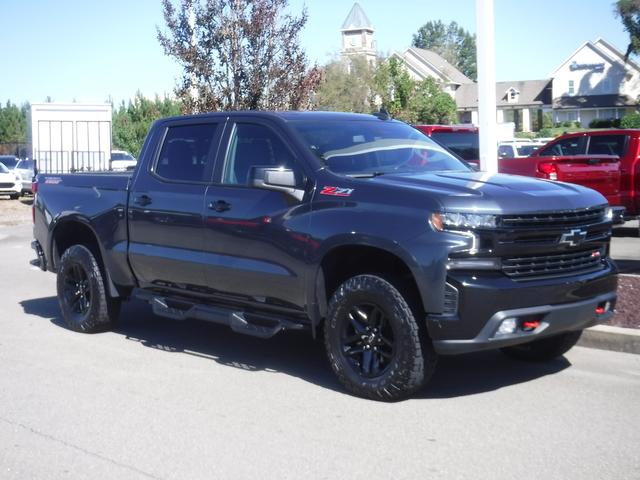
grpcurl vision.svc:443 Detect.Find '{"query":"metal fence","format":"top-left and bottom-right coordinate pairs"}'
top-left (33, 150), bottom-right (110, 174)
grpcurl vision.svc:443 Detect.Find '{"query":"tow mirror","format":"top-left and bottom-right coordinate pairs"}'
top-left (250, 166), bottom-right (304, 201)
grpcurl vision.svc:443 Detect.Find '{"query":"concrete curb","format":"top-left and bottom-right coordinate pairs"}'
top-left (579, 325), bottom-right (640, 355)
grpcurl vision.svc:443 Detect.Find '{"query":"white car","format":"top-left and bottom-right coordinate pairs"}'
top-left (0, 162), bottom-right (22, 199)
top-left (110, 150), bottom-right (137, 171)
top-left (14, 159), bottom-right (35, 194)
top-left (497, 141), bottom-right (540, 159)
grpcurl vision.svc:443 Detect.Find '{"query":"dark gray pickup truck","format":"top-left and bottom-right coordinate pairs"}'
top-left (31, 111), bottom-right (618, 400)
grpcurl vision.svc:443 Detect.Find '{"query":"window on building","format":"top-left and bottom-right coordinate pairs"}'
top-left (587, 135), bottom-right (627, 156)
top-left (568, 80), bottom-right (575, 95)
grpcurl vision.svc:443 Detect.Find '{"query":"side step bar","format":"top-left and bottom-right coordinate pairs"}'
top-left (134, 290), bottom-right (306, 339)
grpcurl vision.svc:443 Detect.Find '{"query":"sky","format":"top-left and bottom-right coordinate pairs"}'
top-left (0, 0), bottom-right (631, 106)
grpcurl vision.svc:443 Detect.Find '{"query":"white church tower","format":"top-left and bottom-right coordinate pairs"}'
top-left (341, 3), bottom-right (377, 65)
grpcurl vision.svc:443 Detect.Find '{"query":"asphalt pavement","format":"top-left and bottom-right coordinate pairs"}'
top-left (1, 223), bottom-right (639, 480)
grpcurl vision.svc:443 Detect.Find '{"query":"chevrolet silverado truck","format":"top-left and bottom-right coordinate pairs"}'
top-left (31, 112), bottom-right (618, 401)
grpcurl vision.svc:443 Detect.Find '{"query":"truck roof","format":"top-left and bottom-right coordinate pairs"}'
top-left (157, 111), bottom-right (391, 124)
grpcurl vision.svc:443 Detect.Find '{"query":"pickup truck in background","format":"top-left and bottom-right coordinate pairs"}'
top-left (524, 130), bottom-right (640, 223)
top-left (31, 112), bottom-right (618, 401)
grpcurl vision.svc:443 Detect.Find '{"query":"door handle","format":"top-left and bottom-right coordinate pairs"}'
top-left (209, 200), bottom-right (231, 212)
top-left (134, 194), bottom-right (152, 206)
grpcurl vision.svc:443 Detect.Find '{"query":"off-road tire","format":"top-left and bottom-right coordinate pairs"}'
top-left (324, 274), bottom-right (437, 401)
top-left (9, 193), bottom-right (19, 200)
top-left (56, 245), bottom-right (121, 333)
top-left (500, 330), bottom-right (583, 362)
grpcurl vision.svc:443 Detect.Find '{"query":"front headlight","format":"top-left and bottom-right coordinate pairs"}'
top-left (15, 175), bottom-right (21, 183)
top-left (604, 206), bottom-right (613, 221)
top-left (430, 212), bottom-right (498, 231)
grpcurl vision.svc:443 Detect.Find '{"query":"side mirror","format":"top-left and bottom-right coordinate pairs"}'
top-left (250, 166), bottom-right (304, 201)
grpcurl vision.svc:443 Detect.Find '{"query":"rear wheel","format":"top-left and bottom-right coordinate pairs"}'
top-left (500, 330), bottom-right (582, 362)
top-left (56, 245), bottom-right (120, 332)
top-left (324, 274), bottom-right (437, 401)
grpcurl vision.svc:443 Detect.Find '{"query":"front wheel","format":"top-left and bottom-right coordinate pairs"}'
top-left (324, 274), bottom-right (437, 401)
top-left (9, 193), bottom-right (19, 200)
top-left (500, 330), bottom-right (582, 362)
top-left (56, 245), bottom-right (120, 333)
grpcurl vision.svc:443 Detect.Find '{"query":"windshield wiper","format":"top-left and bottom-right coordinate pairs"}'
top-left (348, 172), bottom-right (386, 178)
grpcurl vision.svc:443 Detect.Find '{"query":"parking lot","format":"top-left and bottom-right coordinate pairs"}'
top-left (0, 209), bottom-right (638, 479)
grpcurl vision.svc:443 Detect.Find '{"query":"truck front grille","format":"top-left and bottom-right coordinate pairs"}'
top-left (0, 182), bottom-right (15, 188)
top-left (502, 248), bottom-right (606, 281)
top-left (501, 207), bottom-right (605, 229)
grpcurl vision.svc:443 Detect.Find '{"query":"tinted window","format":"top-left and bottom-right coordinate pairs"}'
top-left (156, 123), bottom-right (218, 182)
top-left (223, 123), bottom-right (297, 185)
top-left (0, 163), bottom-right (8, 173)
top-left (292, 120), bottom-right (468, 176)
top-left (112, 152), bottom-right (135, 161)
top-left (587, 135), bottom-right (627, 156)
top-left (538, 136), bottom-right (587, 156)
top-left (516, 145), bottom-right (538, 156)
top-left (430, 132), bottom-right (479, 161)
top-left (498, 145), bottom-right (514, 158)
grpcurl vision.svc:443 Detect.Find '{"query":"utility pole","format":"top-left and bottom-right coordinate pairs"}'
top-left (475, 0), bottom-right (498, 173)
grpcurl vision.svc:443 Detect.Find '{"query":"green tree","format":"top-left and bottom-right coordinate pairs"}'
top-left (0, 101), bottom-right (28, 154)
top-left (371, 57), bottom-right (416, 119)
top-left (412, 20), bottom-right (477, 80)
top-left (621, 112), bottom-right (640, 127)
top-left (615, 0), bottom-right (640, 59)
top-left (315, 57), bottom-right (376, 112)
top-left (112, 92), bottom-right (182, 157)
top-left (158, 0), bottom-right (321, 113)
top-left (412, 78), bottom-right (457, 124)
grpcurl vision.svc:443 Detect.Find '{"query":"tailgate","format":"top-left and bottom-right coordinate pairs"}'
top-left (552, 155), bottom-right (620, 201)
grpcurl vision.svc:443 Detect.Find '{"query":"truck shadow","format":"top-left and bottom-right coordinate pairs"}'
top-left (21, 296), bottom-right (570, 400)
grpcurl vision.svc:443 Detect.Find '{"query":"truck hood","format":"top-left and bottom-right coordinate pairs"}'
top-left (370, 171), bottom-right (607, 214)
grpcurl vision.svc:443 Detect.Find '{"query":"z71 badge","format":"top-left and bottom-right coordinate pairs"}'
top-left (320, 186), bottom-right (354, 197)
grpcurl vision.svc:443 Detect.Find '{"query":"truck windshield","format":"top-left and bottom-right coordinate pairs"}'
top-left (0, 163), bottom-right (9, 173)
top-left (291, 120), bottom-right (469, 176)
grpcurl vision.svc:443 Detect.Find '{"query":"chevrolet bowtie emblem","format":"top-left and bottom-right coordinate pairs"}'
top-left (559, 229), bottom-right (587, 247)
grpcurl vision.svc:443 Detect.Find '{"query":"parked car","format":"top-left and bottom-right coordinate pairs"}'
top-left (110, 150), bottom-right (137, 171)
top-left (0, 162), bottom-right (22, 199)
top-left (32, 111), bottom-right (618, 401)
top-left (497, 141), bottom-right (540, 158)
top-left (14, 159), bottom-right (35, 194)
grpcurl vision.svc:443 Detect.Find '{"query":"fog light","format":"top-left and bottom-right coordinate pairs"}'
top-left (497, 318), bottom-right (517, 335)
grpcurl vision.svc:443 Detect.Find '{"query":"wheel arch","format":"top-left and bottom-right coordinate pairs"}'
top-left (49, 214), bottom-right (120, 298)
top-left (308, 236), bottom-right (431, 335)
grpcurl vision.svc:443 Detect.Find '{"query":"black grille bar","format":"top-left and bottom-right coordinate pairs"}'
top-left (501, 207), bottom-right (605, 229)
top-left (502, 248), bottom-right (606, 280)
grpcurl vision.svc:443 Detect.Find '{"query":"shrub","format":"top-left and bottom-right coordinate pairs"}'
top-left (620, 113), bottom-right (640, 129)
top-left (589, 118), bottom-right (622, 128)
top-left (537, 128), bottom-right (554, 138)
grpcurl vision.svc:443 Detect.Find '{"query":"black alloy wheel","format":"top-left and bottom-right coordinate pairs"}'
top-left (61, 263), bottom-right (92, 320)
top-left (341, 303), bottom-right (395, 378)
top-left (324, 274), bottom-right (437, 401)
top-left (56, 244), bottom-right (120, 333)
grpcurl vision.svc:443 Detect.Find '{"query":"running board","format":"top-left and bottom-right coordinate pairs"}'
top-left (134, 290), bottom-right (305, 339)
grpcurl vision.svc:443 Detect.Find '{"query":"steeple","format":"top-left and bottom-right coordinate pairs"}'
top-left (341, 3), bottom-right (376, 65)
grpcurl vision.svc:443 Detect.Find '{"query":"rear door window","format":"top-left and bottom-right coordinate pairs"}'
top-left (587, 135), bottom-right (627, 156)
top-left (538, 137), bottom-right (587, 156)
top-left (155, 123), bottom-right (219, 182)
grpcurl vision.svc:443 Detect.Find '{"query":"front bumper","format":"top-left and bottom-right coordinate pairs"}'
top-left (428, 262), bottom-right (618, 355)
top-left (0, 183), bottom-right (21, 195)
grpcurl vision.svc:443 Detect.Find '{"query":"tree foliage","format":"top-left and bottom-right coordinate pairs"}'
top-left (315, 56), bottom-right (457, 125)
top-left (621, 112), bottom-right (640, 128)
top-left (158, 0), bottom-right (321, 113)
top-left (0, 101), bottom-right (29, 154)
top-left (412, 20), bottom-right (477, 80)
top-left (615, 0), bottom-right (640, 59)
top-left (112, 92), bottom-right (182, 157)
